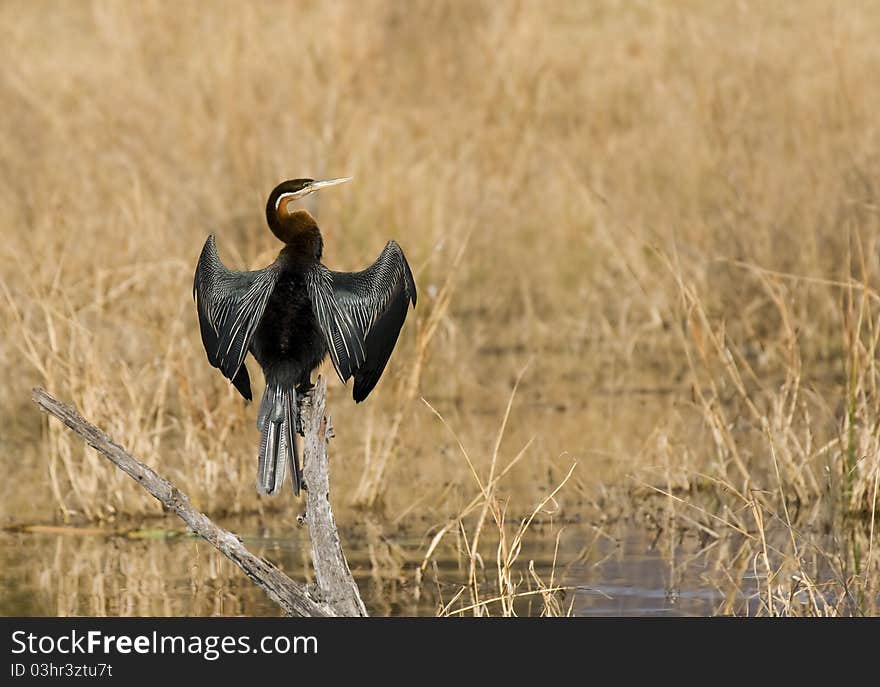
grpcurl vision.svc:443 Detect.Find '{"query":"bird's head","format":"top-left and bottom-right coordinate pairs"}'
top-left (265, 177), bottom-right (352, 254)
top-left (267, 177), bottom-right (352, 222)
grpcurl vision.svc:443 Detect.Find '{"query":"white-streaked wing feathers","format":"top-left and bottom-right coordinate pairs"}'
top-left (306, 266), bottom-right (366, 381)
top-left (307, 240), bottom-right (416, 401)
top-left (193, 235), bottom-right (280, 397)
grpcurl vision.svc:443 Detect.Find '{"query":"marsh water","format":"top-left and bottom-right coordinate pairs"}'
top-left (1, 516), bottom-right (756, 617)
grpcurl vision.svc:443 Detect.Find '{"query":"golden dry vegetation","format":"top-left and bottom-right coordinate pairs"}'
top-left (1, 0), bottom-right (879, 615)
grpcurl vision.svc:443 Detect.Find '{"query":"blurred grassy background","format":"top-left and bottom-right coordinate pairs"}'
top-left (1, 0), bottom-right (878, 558)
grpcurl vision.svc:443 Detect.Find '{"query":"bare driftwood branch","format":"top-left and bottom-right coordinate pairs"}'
top-left (301, 378), bottom-right (368, 617)
top-left (32, 383), bottom-right (366, 617)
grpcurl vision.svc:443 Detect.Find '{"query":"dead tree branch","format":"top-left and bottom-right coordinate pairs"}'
top-left (301, 378), bottom-right (368, 616)
top-left (32, 382), bottom-right (366, 617)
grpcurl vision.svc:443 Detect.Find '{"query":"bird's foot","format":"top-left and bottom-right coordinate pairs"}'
top-left (294, 394), bottom-right (306, 436)
top-left (295, 380), bottom-right (314, 436)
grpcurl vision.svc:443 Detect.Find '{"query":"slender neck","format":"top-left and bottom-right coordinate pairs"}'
top-left (265, 201), bottom-right (323, 261)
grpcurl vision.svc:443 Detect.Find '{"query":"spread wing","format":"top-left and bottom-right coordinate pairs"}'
top-left (307, 240), bottom-right (417, 402)
top-left (193, 235), bottom-right (281, 401)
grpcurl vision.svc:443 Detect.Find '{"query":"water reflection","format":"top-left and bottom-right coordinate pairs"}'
top-left (0, 517), bottom-right (772, 617)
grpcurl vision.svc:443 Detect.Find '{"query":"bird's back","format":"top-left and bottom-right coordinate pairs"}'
top-left (250, 262), bottom-right (327, 385)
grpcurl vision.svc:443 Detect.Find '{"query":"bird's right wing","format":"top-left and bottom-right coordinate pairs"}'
top-left (307, 240), bottom-right (416, 402)
top-left (193, 235), bottom-right (281, 401)
top-left (306, 266), bottom-right (367, 384)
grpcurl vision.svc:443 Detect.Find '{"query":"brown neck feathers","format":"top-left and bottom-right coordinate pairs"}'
top-left (268, 208), bottom-right (323, 262)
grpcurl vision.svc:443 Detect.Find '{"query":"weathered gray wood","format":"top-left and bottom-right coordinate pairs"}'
top-left (301, 378), bottom-right (368, 616)
top-left (31, 385), bottom-right (361, 617)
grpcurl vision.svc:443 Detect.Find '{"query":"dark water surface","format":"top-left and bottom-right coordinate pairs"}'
top-left (0, 517), bottom-right (746, 617)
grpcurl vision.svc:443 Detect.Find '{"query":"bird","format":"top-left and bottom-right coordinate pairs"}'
top-left (193, 177), bottom-right (417, 497)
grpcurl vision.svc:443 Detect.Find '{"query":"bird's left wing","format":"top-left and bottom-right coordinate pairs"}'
top-left (193, 235), bottom-right (281, 401)
top-left (308, 240), bottom-right (417, 402)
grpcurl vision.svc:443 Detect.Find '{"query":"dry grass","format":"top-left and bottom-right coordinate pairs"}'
top-left (418, 369), bottom-right (574, 616)
top-left (633, 247), bottom-right (880, 615)
top-left (2, 1), bottom-right (880, 615)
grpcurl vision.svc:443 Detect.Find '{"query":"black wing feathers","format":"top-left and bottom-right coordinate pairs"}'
top-left (351, 276), bottom-right (410, 402)
top-left (193, 235), bottom-right (280, 401)
top-left (306, 267), bottom-right (366, 383)
top-left (308, 240), bottom-right (416, 402)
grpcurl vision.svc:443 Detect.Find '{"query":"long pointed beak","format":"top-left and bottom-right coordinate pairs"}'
top-left (308, 176), bottom-right (352, 192)
top-left (279, 177), bottom-right (354, 204)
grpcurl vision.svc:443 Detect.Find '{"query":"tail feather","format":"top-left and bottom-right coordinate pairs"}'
top-left (256, 385), bottom-right (301, 496)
